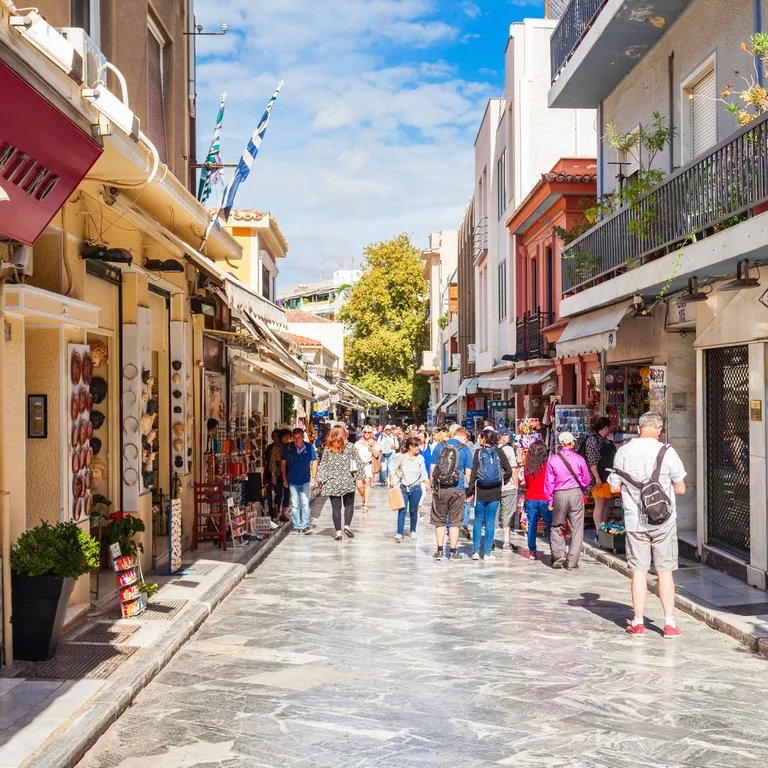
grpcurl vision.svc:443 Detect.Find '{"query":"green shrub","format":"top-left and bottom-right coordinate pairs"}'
top-left (11, 521), bottom-right (100, 579)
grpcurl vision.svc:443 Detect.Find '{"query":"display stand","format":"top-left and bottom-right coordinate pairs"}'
top-left (110, 542), bottom-right (146, 618)
top-left (226, 498), bottom-right (246, 550)
top-left (553, 404), bottom-right (592, 444)
top-left (515, 419), bottom-right (544, 533)
top-left (167, 497), bottom-right (182, 574)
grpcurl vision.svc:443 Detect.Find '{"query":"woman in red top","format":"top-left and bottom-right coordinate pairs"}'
top-left (523, 441), bottom-right (552, 560)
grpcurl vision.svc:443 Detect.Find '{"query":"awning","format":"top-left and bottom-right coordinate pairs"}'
top-left (242, 357), bottom-right (314, 400)
top-left (510, 368), bottom-right (555, 389)
top-left (433, 394), bottom-right (450, 412)
top-left (556, 299), bottom-right (633, 358)
top-left (457, 377), bottom-right (480, 396)
top-left (342, 381), bottom-right (388, 407)
top-left (438, 394), bottom-right (458, 412)
top-left (476, 371), bottom-right (512, 391)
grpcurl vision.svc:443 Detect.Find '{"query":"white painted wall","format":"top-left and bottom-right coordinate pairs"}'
top-left (287, 322), bottom-right (345, 370)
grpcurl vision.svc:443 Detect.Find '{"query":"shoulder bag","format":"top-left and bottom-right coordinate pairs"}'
top-left (556, 451), bottom-right (588, 504)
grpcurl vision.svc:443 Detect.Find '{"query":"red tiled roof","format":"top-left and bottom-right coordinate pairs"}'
top-left (286, 310), bottom-right (333, 324)
top-left (283, 332), bottom-right (324, 347)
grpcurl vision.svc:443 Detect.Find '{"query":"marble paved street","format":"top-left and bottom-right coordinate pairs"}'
top-left (77, 487), bottom-right (768, 768)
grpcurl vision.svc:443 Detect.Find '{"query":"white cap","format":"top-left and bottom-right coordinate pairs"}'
top-left (558, 431), bottom-right (576, 445)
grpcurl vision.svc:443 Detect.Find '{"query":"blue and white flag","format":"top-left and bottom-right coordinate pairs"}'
top-left (219, 81), bottom-right (284, 222)
top-left (197, 93), bottom-right (227, 205)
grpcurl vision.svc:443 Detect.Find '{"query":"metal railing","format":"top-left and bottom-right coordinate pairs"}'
top-left (562, 111), bottom-right (768, 295)
top-left (516, 310), bottom-right (555, 359)
top-left (473, 217), bottom-right (488, 260)
top-left (551, 0), bottom-right (609, 84)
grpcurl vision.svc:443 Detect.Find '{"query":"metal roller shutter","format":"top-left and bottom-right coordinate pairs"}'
top-left (147, 28), bottom-right (168, 164)
top-left (690, 69), bottom-right (717, 159)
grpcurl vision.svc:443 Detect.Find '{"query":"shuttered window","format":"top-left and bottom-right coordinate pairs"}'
top-left (146, 22), bottom-right (168, 164)
top-left (689, 68), bottom-right (717, 159)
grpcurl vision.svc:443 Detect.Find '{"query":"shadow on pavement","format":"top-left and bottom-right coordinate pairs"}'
top-left (566, 591), bottom-right (664, 636)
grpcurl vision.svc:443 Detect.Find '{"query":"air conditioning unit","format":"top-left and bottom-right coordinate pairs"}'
top-left (58, 28), bottom-right (106, 88)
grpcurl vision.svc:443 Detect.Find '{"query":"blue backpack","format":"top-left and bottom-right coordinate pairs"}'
top-left (477, 446), bottom-right (502, 488)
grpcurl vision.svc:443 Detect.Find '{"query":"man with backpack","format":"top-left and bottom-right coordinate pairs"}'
top-left (608, 412), bottom-right (687, 639)
top-left (430, 425), bottom-right (474, 560)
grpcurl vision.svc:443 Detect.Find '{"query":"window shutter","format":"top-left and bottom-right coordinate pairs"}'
top-left (690, 69), bottom-right (717, 159)
top-left (146, 30), bottom-right (168, 164)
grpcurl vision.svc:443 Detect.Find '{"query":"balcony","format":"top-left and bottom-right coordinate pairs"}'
top-left (561, 112), bottom-right (768, 311)
top-left (549, 0), bottom-right (693, 108)
top-left (419, 350), bottom-right (439, 377)
top-left (473, 217), bottom-right (488, 262)
top-left (516, 310), bottom-right (555, 360)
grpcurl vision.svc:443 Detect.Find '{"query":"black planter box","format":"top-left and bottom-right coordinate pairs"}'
top-left (11, 573), bottom-right (75, 661)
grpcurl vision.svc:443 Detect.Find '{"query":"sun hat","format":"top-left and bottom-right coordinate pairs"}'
top-left (558, 431), bottom-right (576, 445)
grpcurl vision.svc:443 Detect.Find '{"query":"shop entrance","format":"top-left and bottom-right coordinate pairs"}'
top-left (705, 345), bottom-right (750, 559)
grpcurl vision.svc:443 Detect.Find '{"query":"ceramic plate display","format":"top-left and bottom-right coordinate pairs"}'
top-left (70, 351), bottom-right (81, 385)
top-left (82, 353), bottom-right (93, 385)
top-left (68, 343), bottom-right (92, 523)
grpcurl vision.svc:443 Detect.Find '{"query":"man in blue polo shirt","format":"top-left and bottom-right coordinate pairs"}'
top-left (281, 428), bottom-right (318, 534)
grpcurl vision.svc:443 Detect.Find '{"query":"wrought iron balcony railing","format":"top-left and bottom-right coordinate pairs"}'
top-left (516, 310), bottom-right (555, 360)
top-left (562, 111), bottom-right (768, 296)
top-left (551, 0), bottom-right (609, 84)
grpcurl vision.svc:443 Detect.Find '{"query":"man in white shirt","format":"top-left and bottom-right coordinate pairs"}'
top-left (609, 412), bottom-right (687, 640)
top-left (377, 425), bottom-right (399, 486)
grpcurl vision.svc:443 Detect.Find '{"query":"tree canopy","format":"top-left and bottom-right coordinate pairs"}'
top-left (339, 234), bottom-right (429, 414)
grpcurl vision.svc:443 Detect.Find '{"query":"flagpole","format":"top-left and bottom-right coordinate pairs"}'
top-left (199, 81), bottom-right (284, 252)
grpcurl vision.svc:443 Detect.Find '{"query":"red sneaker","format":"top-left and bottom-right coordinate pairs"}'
top-left (663, 624), bottom-right (683, 639)
top-left (625, 622), bottom-right (645, 637)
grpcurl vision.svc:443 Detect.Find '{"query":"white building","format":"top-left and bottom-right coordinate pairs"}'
top-left (466, 16), bottom-right (595, 428)
top-left (286, 309), bottom-right (346, 371)
top-left (278, 269), bottom-right (361, 320)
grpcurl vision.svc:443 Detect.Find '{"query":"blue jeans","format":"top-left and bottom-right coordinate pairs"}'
top-left (380, 453), bottom-right (393, 483)
top-left (526, 499), bottom-right (552, 554)
top-left (289, 483), bottom-right (311, 530)
top-left (473, 499), bottom-right (499, 556)
top-left (397, 485), bottom-right (423, 536)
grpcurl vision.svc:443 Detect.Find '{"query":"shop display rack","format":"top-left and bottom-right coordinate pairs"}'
top-left (110, 543), bottom-right (146, 618)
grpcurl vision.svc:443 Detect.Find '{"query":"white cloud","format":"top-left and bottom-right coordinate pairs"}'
top-left (193, 0), bottom-right (497, 284)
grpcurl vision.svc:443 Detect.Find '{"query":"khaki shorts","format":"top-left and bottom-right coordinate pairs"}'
top-left (430, 487), bottom-right (465, 526)
top-left (498, 491), bottom-right (518, 528)
top-left (626, 522), bottom-right (678, 573)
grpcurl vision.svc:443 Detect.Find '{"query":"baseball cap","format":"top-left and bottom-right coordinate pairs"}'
top-left (558, 431), bottom-right (576, 445)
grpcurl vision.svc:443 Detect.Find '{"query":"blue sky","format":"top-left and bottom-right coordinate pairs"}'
top-left (194, 0), bottom-right (546, 286)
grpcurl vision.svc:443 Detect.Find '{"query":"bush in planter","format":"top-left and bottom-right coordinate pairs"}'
top-left (11, 521), bottom-right (100, 661)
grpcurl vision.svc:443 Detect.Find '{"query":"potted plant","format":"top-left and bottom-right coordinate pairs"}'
top-left (11, 521), bottom-right (100, 661)
top-left (105, 511), bottom-right (145, 559)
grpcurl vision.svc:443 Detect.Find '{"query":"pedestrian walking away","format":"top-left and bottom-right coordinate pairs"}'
top-left (430, 425), bottom-right (473, 560)
top-left (264, 429), bottom-right (283, 527)
top-left (355, 426), bottom-right (380, 512)
top-left (581, 416), bottom-right (617, 534)
top-left (498, 431), bottom-right (519, 551)
top-left (467, 428), bottom-right (513, 560)
top-left (545, 431), bottom-right (590, 569)
top-left (281, 428), bottom-right (318, 534)
top-left (377, 425), bottom-right (399, 485)
top-left (316, 424), bottom-right (365, 540)
top-left (390, 436), bottom-right (429, 542)
top-left (522, 440), bottom-right (552, 560)
top-left (609, 411), bottom-right (687, 639)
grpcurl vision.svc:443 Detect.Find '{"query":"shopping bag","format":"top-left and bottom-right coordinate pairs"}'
top-left (372, 455), bottom-right (382, 476)
top-left (388, 486), bottom-right (405, 511)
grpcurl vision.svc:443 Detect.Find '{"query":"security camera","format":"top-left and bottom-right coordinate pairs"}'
top-left (221, 23), bottom-right (229, 32)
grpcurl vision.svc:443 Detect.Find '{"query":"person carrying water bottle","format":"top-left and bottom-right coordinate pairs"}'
top-left (466, 428), bottom-right (513, 561)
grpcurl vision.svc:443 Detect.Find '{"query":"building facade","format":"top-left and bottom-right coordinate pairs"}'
top-left (277, 269), bottom-right (361, 320)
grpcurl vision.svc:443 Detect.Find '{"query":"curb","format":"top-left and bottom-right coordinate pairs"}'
top-left (24, 523), bottom-right (292, 768)
top-left (581, 539), bottom-right (768, 657)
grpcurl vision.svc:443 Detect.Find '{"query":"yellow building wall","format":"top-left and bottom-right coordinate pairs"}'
top-left (4, 318), bottom-right (26, 542)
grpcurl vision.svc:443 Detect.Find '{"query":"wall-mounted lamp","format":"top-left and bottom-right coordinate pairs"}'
top-left (81, 244), bottom-right (132, 265)
top-left (190, 297), bottom-right (217, 316)
top-left (145, 259), bottom-right (185, 273)
top-left (720, 259), bottom-right (760, 291)
top-left (183, 23), bottom-right (229, 35)
top-left (681, 276), bottom-right (710, 303)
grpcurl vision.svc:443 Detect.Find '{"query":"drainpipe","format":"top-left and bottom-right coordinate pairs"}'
top-left (0, 276), bottom-right (11, 663)
top-left (756, 0), bottom-right (764, 86)
top-left (668, 52), bottom-right (675, 174)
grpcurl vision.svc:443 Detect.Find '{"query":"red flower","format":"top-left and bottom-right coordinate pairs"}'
top-left (109, 511), bottom-right (124, 521)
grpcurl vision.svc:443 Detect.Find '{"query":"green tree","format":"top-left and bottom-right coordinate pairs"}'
top-left (339, 234), bottom-right (429, 417)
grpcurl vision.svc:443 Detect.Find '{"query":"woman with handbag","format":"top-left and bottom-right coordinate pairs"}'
top-left (467, 429), bottom-right (513, 561)
top-left (544, 432), bottom-right (591, 569)
top-left (317, 425), bottom-right (366, 540)
top-left (355, 426), bottom-right (380, 512)
top-left (389, 437), bottom-right (429, 543)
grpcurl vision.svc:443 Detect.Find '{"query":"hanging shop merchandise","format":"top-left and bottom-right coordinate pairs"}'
top-left (69, 344), bottom-right (94, 522)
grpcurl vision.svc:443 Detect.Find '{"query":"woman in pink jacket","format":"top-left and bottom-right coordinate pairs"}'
top-left (545, 431), bottom-right (591, 570)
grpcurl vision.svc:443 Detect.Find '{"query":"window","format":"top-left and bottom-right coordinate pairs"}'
top-left (618, 127), bottom-right (640, 188)
top-left (262, 266), bottom-right (271, 300)
top-left (146, 18), bottom-right (168, 164)
top-left (530, 258), bottom-right (538, 311)
top-left (498, 260), bottom-right (507, 321)
top-left (497, 150), bottom-right (506, 219)
top-left (545, 246), bottom-right (553, 317)
top-left (687, 67), bottom-right (717, 160)
top-left (71, 0), bottom-right (100, 44)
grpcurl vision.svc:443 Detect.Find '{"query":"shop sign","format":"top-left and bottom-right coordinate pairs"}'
top-left (0, 62), bottom-right (103, 245)
top-left (489, 400), bottom-right (514, 408)
top-left (465, 409), bottom-right (487, 429)
top-left (648, 365), bottom-right (667, 420)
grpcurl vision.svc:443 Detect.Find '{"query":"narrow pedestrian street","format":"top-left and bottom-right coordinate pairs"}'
top-left (77, 487), bottom-right (768, 768)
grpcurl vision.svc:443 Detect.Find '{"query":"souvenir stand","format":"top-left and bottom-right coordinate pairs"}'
top-left (110, 543), bottom-right (146, 618)
top-left (551, 404), bottom-right (592, 452)
top-left (514, 418), bottom-right (544, 534)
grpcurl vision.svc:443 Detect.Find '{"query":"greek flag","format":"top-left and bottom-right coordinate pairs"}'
top-left (219, 81), bottom-right (284, 222)
top-left (197, 94), bottom-right (227, 204)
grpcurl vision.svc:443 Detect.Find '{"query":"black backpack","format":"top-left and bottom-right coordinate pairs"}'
top-left (433, 443), bottom-right (460, 488)
top-left (611, 445), bottom-right (672, 526)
